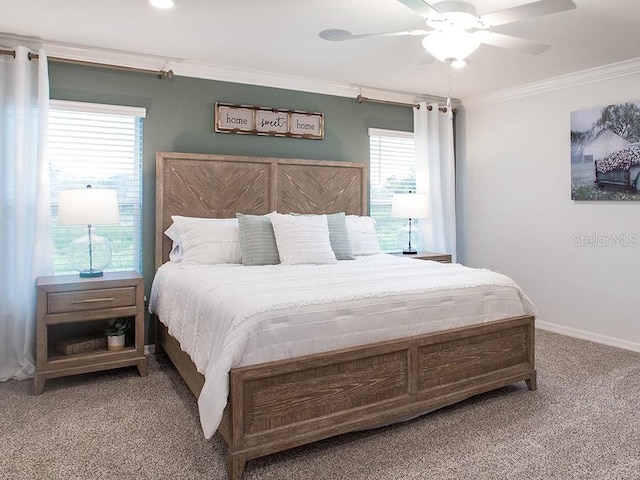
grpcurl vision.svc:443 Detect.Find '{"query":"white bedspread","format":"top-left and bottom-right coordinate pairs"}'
top-left (149, 254), bottom-right (535, 439)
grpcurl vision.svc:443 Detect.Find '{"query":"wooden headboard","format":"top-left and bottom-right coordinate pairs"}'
top-left (155, 152), bottom-right (368, 269)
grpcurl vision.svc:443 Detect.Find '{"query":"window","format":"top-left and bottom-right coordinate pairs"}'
top-left (368, 128), bottom-right (416, 252)
top-left (49, 101), bottom-right (145, 274)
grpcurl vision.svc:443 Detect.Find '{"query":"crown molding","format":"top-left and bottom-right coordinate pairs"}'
top-left (34, 39), bottom-right (425, 105)
top-left (462, 56), bottom-right (640, 110)
top-left (173, 58), bottom-right (362, 98)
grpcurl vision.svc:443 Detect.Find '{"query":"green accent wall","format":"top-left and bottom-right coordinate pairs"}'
top-left (48, 63), bottom-right (413, 343)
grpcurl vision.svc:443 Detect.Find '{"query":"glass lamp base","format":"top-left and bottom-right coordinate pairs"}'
top-left (68, 227), bottom-right (112, 277)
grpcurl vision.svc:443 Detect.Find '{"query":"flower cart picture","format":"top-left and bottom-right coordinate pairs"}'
top-left (571, 100), bottom-right (640, 200)
top-left (594, 146), bottom-right (640, 190)
top-left (105, 318), bottom-right (128, 351)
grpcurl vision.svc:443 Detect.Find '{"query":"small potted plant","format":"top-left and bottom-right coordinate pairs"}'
top-left (105, 318), bottom-right (128, 351)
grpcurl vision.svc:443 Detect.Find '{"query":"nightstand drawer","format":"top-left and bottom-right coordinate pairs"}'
top-left (47, 287), bottom-right (137, 314)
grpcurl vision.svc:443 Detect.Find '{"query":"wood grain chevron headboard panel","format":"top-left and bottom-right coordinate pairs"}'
top-left (155, 152), bottom-right (367, 269)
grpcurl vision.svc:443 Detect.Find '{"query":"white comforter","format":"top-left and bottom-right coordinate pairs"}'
top-left (149, 254), bottom-right (535, 439)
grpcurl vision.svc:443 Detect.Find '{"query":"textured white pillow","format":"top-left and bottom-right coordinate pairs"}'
top-left (164, 223), bottom-right (183, 263)
top-left (171, 215), bottom-right (241, 265)
top-left (345, 215), bottom-right (383, 256)
top-left (270, 213), bottom-right (337, 265)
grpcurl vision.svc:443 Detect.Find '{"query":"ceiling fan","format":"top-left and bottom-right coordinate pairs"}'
top-left (319, 0), bottom-right (577, 68)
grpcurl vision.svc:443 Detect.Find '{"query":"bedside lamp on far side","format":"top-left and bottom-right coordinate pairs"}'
top-left (391, 191), bottom-right (429, 255)
top-left (57, 185), bottom-right (120, 277)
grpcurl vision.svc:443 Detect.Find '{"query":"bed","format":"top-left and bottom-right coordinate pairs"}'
top-left (151, 152), bottom-right (537, 480)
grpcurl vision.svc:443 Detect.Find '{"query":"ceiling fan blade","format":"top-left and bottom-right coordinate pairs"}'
top-left (319, 28), bottom-right (429, 41)
top-left (397, 0), bottom-right (444, 20)
top-left (474, 31), bottom-right (550, 55)
top-left (479, 0), bottom-right (576, 27)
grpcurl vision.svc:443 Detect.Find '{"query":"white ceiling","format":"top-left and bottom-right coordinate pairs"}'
top-left (2, 0), bottom-right (640, 101)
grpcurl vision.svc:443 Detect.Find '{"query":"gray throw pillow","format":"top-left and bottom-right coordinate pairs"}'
top-left (291, 212), bottom-right (355, 260)
top-left (325, 212), bottom-right (356, 260)
top-left (236, 213), bottom-right (280, 266)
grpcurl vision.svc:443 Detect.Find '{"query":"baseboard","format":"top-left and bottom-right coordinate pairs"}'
top-left (536, 320), bottom-right (640, 353)
top-left (144, 344), bottom-right (156, 355)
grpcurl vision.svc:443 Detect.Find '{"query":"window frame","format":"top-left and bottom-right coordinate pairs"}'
top-left (368, 127), bottom-right (418, 253)
top-left (48, 100), bottom-right (145, 275)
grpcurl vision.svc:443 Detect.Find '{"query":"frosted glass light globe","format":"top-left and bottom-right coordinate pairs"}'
top-left (421, 30), bottom-right (480, 65)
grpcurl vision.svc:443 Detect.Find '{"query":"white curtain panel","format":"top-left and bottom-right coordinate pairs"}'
top-left (0, 46), bottom-right (53, 381)
top-left (413, 101), bottom-right (457, 261)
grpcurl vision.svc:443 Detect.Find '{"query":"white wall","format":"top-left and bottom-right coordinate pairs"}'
top-left (457, 69), bottom-right (640, 351)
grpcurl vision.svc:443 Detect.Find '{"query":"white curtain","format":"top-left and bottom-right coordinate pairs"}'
top-left (0, 46), bottom-right (53, 381)
top-left (413, 101), bottom-right (457, 261)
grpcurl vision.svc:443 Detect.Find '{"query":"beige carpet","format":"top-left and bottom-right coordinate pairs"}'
top-left (1, 330), bottom-right (639, 480)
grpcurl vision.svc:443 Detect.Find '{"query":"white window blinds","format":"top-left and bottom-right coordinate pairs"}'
top-left (368, 128), bottom-right (417, 252)
top-left (49, 100), bottom-right (145, 274)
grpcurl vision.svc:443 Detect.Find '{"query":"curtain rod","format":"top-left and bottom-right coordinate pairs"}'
top-left (356, 94), bottom-right (455, 113)
top-left (29, 53), bottom-right (174, 79)
top-left (0, 48), bottom-right (173, 79)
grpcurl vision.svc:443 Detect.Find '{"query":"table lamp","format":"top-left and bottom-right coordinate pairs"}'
top-left (57, 185), bottom-right (120, 277)
top-left (391, 191), bottom-right (429, 254)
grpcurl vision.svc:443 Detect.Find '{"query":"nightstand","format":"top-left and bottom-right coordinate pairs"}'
top-left (35, 271), bottom-right (148, 394)
top-left (391, 251), bottom-right (452, 263)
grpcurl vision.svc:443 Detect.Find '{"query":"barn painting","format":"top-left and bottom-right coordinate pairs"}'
top-left (571, 101), bottom-right (640, 201)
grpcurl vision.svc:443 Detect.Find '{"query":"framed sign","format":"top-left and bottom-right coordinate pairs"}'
top-left (255, 110), bottom-right (288, 134)
top-left (290, 113), bottom-right (323, 136)
top-left (215, 102), bottom-right (324, 140)
top-left (216, 105), bottom-right (254, 133)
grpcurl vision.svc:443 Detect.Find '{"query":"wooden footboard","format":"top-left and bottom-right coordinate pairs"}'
top-left (155, 315), bottom-right (536, 480)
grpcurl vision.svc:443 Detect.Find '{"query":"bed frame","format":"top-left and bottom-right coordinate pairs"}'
top-left (154, 152), bottom-right (537, 480)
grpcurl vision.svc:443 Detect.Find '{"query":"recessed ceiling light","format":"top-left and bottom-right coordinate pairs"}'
top-left (149, 0), bottom-right (175, 9)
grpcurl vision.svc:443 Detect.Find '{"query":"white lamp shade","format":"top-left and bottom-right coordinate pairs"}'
top-left (421, 30), bottom-right (481, 63)
top-left (58, 188), bottom-right (120, 226)
top-left (391, 193), bottom-right (430, 219)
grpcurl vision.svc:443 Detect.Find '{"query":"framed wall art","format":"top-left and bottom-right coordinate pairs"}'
top-left (214, 102), bottom-right (324, 140)
top-left (571, 100), bottom-right (640, 201)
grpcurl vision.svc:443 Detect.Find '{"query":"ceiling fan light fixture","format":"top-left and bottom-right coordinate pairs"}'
top-left (421, 30), bottom-right (480, 65)
top-left (149, 0), bottom-right (175, 9)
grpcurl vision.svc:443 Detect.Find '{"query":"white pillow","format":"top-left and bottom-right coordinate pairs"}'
top-left (345, 215), bottom-right (383, 256)
top-left (270, 213), bottom-right (337, 265)
top-left (164, 223), bottom-right (183, 263)
top-left (171, 215), bottom-right (241, 265)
